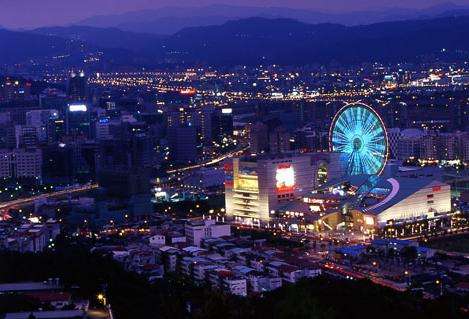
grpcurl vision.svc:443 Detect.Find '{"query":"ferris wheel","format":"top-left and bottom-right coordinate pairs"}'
top-left (329, 102), bottom-right (388, 176)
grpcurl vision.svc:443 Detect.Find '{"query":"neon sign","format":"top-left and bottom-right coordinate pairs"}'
top-left (276, 164), bottom-right (295, 192)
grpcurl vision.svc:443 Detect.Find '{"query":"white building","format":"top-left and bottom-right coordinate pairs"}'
top-left (148, 234), bottom-right (166, 247)
top-left (0, 148), bottom-right (42, 179)
top-left (363, 176), bottom-right (452, 226)
top-left (396, 129), bottom-right (425, 160)
top-left (225, 152), bottom-right (342, 227)
top-left (13, 148), bottom-right (42, 179)
top-left (250, 275), bottom-right (283, 293)
top-left (185, 219), bottom-right (231, 246)
top-left (222, 276), bottom-right (247, 296)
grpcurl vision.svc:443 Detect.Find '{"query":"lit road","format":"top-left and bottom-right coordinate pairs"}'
top-left (166, 146), bottom-right (249, 174)
top-left (0, 183), bottom-right (98, 211)
top-left (322, 261), bottom-right (407, 292)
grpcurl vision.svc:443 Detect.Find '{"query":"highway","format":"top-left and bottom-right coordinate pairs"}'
top-left (0, 183), bottom-right (98, 211)
top-left (166, 145), bottom-right (249, 174)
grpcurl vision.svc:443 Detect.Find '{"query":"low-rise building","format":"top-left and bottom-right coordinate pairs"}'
top-left (185, 218), bottom-right (231, 246)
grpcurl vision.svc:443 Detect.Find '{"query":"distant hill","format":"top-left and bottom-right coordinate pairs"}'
top-left (0, 28), bottom-right (154, 67)
top-left (77, 3), bottom-right (469, 35)
top-left (161, 16), bottom-right (469, 65)
top-left (33, 26), bottom-right (165, 53)
top-left (1, 15), bottom-right (468, 67)
top-left (0, 29), bottom-right (83, 64)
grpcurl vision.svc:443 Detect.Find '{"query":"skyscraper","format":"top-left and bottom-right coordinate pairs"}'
top-left (67, 71), bottom-right (87, 101)
top-left (211, 108), bottom-right (234, 144)
top-left (66, 103), bottom-right (91, 139)
top-left (167, 125), bottom-right (197, 164)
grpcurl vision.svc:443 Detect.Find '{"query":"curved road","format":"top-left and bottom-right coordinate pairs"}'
top-left (166, 146), bottom-right (249, 174)
top-left (0, 183), bottom-right (98, 211)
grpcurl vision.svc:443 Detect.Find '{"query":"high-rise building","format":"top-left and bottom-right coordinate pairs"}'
top-left (166, 106), bottom-right (196, 128)
top-left (130, 133), bottom-right (154, 169)
top-left (94, 117), bottom-right (113, 141)
top-left (396, 129), bottom-right (425, 160)
top-left (67, 71), bottom-right (87, 100)
top-left (98, 167), bottom-right (150, 199)
top-left (438, 133), bottom-right (458, 160)
top-left (97, 137), bottom-right (151, 200)
top-left (14, 125), bottom-right (39, 148)
top-left (0, 148), bottom-right (42, 180)
top-left (387, 128), bottom-right (401, 160)
top-left (268, 126), bottom-right (290, 154)
top-left (211, 108), bottom-right (234, 144)
top-left (13, 148), bottom-right (42, 179)
top-left (26, 110), bottom-right (59, 128)
top-left (46, 119), bottom-right (66, 144)
top-left (66, 103), bottom-right (91, 139)
top-left (167, 125), bottom-right (197, 163)
top-left (198, 107), bottom-right (213, 145)
top-left (249, 122), bottom-right (269, 154)
top-left (42, 144), bottom-right (73, 183)
top-left (421, 134), bottom-right (436, 160)
top-left (68, 142), bottom-right (98, 181)
top-left (462, 133), bottom-right (469, 162)
top-left (0, 150), bottom-right (12, 178)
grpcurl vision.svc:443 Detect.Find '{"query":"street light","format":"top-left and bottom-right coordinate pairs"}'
top-left (97, 293), bottom-right (106, 305)
top-left (435, 279), bottom-right (443, 296)
top-left (404, 270), bottom-right (411, 285)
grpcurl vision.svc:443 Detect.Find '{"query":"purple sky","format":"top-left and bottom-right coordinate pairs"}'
top-left (1, 0), bottom-right (469, 29)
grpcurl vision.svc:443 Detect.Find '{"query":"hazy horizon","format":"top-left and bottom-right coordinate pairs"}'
top-left (1, 0), bottom-right (469, 29)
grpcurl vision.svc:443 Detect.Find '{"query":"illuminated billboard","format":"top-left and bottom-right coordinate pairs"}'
top-left (234, 164), bottom-right (259, 192)
top-left (236, 177), bottom-right (258, 191)
top-left (69, 103), bottom-right (87, 112)
top-left (224, 163), bottom-right (234, 188)
top-left (276, 164), bottom-right (295, 192)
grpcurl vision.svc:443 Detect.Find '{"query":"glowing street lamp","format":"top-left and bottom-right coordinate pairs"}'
top-left (435, 279), bottom-right (443, 296)
top-left (97, 293), bottom-right (106, 305)
top-left (404, 270), bottom-right (411, 285)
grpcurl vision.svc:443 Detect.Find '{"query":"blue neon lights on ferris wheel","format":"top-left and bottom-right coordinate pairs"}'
top-left (330, 103), bottom-right (388, 176)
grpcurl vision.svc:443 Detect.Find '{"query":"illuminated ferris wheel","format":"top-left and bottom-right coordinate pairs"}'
top-left (329, 103), bottom-right (388, 176)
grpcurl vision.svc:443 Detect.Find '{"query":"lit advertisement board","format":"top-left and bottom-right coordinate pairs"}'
top-left (224, 163), bottom-right (233, 188)
top-left (236, 177), bottom-right (258, 191)
top-left (99, 117), bottom-right (110, 124)
top-left (68, 104), bottom-right (87, 112)
top-left (235, 166), bottom-right (258, 191)
top-left (276, 164), bottom-right (295, 193)
top-left (239, 167), bottom-right (257, 176)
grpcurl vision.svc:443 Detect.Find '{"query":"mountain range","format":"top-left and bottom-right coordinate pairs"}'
top-left (1, 15), bottom-right (468, 68)
top-left (76, 3), bottom-right (469, 35)
top-left (163, 16), bottom-right (469, 65)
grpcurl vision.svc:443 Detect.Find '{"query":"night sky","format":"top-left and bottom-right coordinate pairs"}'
top-left (1, 0), bottom-right (468, 29)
